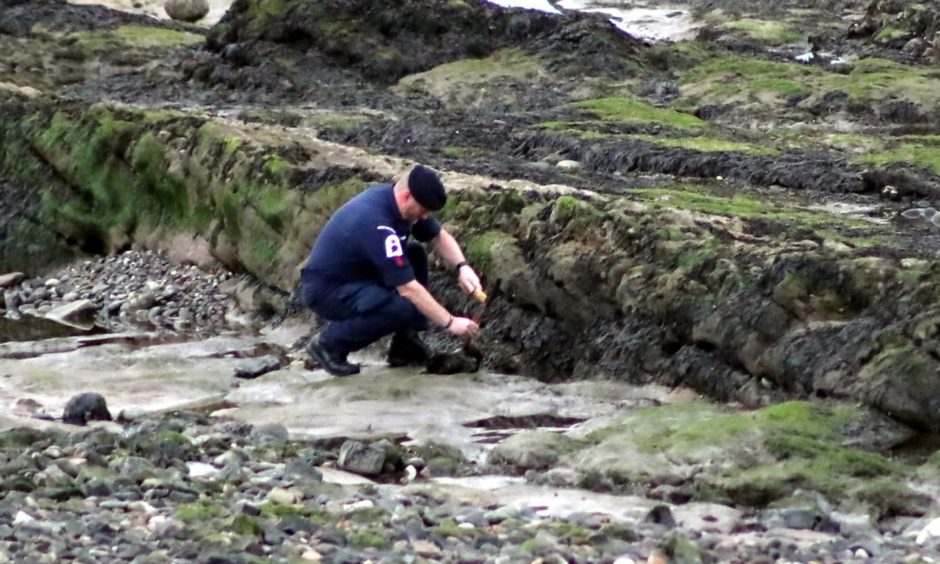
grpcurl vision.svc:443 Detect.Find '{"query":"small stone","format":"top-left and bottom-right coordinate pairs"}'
top-left (556, 160), bottom-right (581, 170)
top-left (343, 499), bottom-right (374, 512)
top-left (13, 511), bottom-right (34, 525)
top-left (484, 506), bottom-right (519, 525)
top-left (855, 548), bottom-right (870, 559)
top-left (187, 462), bottom-right (219, 480)
top-left (901, 258), bottom-right (928, 269)
top-left (337, 441), bottom-right (386, 476)
top-left (34, 464), bottom-right (71, 487)
top-left (916, 516), bottom-right (940, 544)
top-left (45, 299), bottom-right (97, 329)
top-left (822, 239), bottom-right (852, 254)
top-left (0, 273), bottom-right (25, 290)
top-left (404, 457), bottom-right (426, 472)
top-left (30, 287), bottom-right (49, 303)
top-left (82, 478), bottom-right (113, 497)
top-left (267, 487), bottom-right (303, 505)
top-left (3, 291), bottom-right (20, 315)
top-left (147, 515), bottom-right (181, 539)
top-left (411, 540), bottom-right (442, 559)
top-left (238, 501), bottom-right (262, 516)
top-left (642, 504), bottom-right (676, 528)
top-left (128, 501), bottom-right (157, 515)
top-left (234, 356), bottom-right (283, 379)
top-left (214, 450), bottom-right (247, 467)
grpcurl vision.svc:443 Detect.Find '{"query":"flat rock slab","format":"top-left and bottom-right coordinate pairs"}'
top-left (219, 367), bottom-right (695, 461)
top-left (0, 326), bottom-right (307, 424)
top-left (0, 315), bottom-right (96, 344)
top-left (0, 323), bottom-right (693, 467)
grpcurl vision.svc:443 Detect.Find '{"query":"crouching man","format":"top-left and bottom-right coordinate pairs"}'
top-left (300, 165), bottom-right (482, 376)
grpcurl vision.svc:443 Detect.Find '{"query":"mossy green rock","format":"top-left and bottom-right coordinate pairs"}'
top-left (0, 427), bottom-right (58, 449)
top-left (489, 431), bottom-right (584, 471)
top-left (554, 401), bottom-right (920, 511)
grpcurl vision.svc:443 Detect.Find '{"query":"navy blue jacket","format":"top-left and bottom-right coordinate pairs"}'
top-left (301, 184), bottom-right (441, 288)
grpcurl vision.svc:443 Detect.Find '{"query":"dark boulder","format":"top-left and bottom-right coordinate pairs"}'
top-left (62, 392), bottom-right (112, 426)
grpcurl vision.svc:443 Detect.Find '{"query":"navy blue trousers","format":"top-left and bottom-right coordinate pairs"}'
top-left (301, 242), bottom-right (429, 354)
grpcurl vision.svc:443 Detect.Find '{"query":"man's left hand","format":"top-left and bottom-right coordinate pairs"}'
top-left (457, 264), bottom-right (482, 295)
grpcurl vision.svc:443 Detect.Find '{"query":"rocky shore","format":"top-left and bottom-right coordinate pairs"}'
top-left (2, 244), bottom-right (939, 561)
top-left (3, 0), bottom-right (940, 560)
top-left (3, 410), bottom-right (940, 564)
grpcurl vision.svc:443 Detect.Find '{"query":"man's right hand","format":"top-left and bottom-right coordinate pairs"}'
top-left (448, 316), bottom-right (480, 337)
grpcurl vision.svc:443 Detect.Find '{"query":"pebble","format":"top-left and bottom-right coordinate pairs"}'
top-left (267, 487), bottom-right (303, 505)
top-left (916, 517), bottom-right (940, 545)
top-left (0, 250), bottom-right (238, 334)
top-left (343, 499), bottom-right (374, 512)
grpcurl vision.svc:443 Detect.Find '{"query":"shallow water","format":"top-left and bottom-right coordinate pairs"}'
top-left (557, 0), bottom-right (699, 42)
top-left (809, 201), bottom-right (890, 225)
top-left (483, 0), bottom-right (700, 42)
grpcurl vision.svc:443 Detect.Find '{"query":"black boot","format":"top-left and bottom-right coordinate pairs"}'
top-left (306, 335), bottom-right (360, 376)
top-left (386, 330), bottom-right (431, 367)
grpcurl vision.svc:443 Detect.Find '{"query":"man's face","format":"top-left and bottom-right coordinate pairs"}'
top-left (403, 190), bottom-right (431, 222)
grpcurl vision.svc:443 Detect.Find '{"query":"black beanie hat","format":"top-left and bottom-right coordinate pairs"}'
top-left (408, 165), bottom-right (447, 211)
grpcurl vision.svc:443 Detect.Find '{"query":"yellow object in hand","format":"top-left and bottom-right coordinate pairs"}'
top-left (473, 288), bottom-right (488, 303)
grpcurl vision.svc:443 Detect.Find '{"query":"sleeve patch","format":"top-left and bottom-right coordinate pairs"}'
top-left (384, 234), bottom-right (404, 258)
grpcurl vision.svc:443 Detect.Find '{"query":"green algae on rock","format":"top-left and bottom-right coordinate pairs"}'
top-left (490, 400), bottom-right (924, 514)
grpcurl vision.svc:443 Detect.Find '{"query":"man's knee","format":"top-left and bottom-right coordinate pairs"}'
top-left (300, 282), bottom-right (319, 311)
